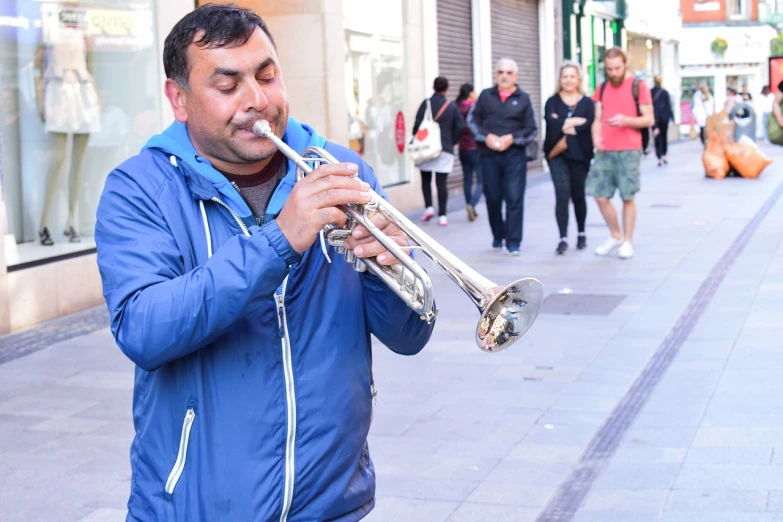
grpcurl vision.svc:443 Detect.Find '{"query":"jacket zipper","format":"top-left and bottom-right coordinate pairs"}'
top-left (276, 277), bottom-right (297, 522)
top-left (165, 408), bottom-right (196, 496)
top-left (209, 197), bottom-right (250, 237)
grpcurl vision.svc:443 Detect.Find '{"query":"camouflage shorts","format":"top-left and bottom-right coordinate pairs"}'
top-left (586, 150), bottom-right (641, 200)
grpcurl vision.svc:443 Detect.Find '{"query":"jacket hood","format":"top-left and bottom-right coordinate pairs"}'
top-left (143, 117), bottom-right (326, 220)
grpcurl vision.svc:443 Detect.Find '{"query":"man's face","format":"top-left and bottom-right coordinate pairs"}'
top-left (604, 57), bottom-right (626, 86)
top-left (166, 28), bottom-right (288, 173)
top-left (495, 64), bottom-right (517, 91)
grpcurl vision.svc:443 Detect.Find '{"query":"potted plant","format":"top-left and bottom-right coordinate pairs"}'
top-left (711, 37), bottom-right (728, 56)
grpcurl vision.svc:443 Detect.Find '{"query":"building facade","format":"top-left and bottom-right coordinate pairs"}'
top-left (1, 0), bottom-right (560, 333)
top-left (679, 0), bottom-right (778, 134)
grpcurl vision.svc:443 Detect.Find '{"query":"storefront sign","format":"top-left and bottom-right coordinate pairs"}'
top-left (770, 57), bottom-right (783, 93)
top-left (395, 111), bottom-right (405, 153)
top-left (693, 0), bottom-right (720, 11)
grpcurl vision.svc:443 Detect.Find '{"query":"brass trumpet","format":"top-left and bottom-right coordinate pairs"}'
top-left (253, 120), bottom-right (543, 352)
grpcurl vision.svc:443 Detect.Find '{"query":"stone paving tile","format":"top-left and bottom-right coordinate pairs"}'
top-left (664, 489), bottom-right (768, 512)
top-left (580, 488), bottom-right (670, 512)
top-left (660, 513), bottom-right (783, 522)
top-left (673, 465), bottom-right (783, 490)
top-left (683, 447), bottom-right (775, 466)
top-left (373, 474), bottom-right (479, 502)
top-left (768, 491), bottom-right (783, 512)
top-left (364, 497), bottom-right (458, 522)
top-left (77, 508), bottom-right (128, 522)
top-left (445, 502), bottom-right (541, 522)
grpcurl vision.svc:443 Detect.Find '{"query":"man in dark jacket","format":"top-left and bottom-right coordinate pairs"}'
top-left (467, 58), bottom-right (539, 256)
top-left (94, 4), bottom-right (434, 521)
top-left (651, 75), bottom-right (674, 166)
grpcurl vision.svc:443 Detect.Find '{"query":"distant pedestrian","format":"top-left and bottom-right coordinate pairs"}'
top-left (467, 58), bottom-right (539, 256)
top-left (456, 83), bottom-right (483, 222)
top-left (543, 61), bottom-right (594, 255)
top-left (413, 76), bottom-right (464, 226)
top-left (725, 87), bottom-right (743, 114)
top-left (691, 84), bottom-right (715, 145)
top-left (757, 85), bottom-right (775, 140)
top-left (651, 76), bottom-right (674, 166)
top-left (588, 47), bottom-right (654, 260)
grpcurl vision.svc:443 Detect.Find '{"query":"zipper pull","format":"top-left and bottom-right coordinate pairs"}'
top-left (276, 294), bottom-right (285, 338)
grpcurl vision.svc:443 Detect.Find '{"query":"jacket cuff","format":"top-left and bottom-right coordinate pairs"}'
top-left (258, 220), bottom-right (302, 266)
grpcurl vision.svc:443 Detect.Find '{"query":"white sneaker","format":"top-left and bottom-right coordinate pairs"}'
top-left (421, 207), bottom-right (435, 222)
top-left (594, 237), bottom-right (624, 256)
top-left (618, 241), bottom-right (634, 259)
top-left (438, 216), bottom-right (448, 226)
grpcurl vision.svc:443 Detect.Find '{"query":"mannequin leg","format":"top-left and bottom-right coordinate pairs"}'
top-left (39, 132), bottom-right (69, 245)
top-left (64, 133), bottom-right (89, 241)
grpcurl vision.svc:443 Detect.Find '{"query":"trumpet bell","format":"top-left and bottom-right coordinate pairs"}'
top-left (477, 278), bottom-right (544, 352)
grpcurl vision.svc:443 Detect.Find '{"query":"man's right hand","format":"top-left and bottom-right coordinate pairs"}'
top-left (275, 162), bottom-right (372, 254)
top-left (593, 134), bottom-right (604, 152)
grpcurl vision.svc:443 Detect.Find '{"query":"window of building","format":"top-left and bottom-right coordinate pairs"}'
top-left (343, 0), bottom-right (409, 187)
top-left (727, 0), bottom-right (750, 19)
top-left (1, 0), bottom-right (161, 267)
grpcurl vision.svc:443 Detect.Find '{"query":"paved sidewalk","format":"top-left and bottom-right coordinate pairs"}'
top-left (1, 139), bottom-right (783, 521)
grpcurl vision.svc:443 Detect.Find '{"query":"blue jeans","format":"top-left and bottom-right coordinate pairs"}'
top-left (459, 149), bottom-right (483, 207)
top-left (481, 147), bottom-right (527, 251)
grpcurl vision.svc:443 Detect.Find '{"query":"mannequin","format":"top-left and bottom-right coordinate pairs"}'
top-left (34, 9), bottom-right (100, 245)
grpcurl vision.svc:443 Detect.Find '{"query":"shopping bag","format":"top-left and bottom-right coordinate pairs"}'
top-left (409, 99), bottom-right (443, 165)
top-left (703, 133), bottom-right (729, 179)
top-left (724, 136), bottom-right (772, 179)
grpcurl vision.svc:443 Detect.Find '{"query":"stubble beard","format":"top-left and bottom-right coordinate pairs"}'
top-left (224, 106), bottom-right (289, 164)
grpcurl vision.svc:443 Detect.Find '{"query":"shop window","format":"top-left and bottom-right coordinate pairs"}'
top-left (343, 0), bottom-right (409, 188)
top-left (727, 0), bottom-right (750, 19)
top-left (1, 0), bottom-right (161, 267)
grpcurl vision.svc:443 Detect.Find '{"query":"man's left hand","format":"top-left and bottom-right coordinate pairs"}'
top-left (497, 134), bottom-right (514, 151)
top-left (606, 114), bottom-right (626, 128)
top-left (344, 211), bottom-right (411, 266)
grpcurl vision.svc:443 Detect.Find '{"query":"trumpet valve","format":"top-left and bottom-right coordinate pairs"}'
top-left (352, 258), bottom-right (367, 272)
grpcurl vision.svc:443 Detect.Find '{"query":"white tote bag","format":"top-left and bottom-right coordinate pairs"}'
top-left (409, 99), bottom-right (449, 165)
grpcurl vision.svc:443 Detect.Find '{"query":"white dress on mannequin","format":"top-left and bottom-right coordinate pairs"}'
top-left (43, 26), bottom-right (101, 135)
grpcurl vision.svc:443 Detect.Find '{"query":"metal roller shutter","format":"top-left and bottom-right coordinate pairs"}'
top-left (490, 0), bottom-right (542, 168)
top-left (437, 0), bottom-right (474, 198)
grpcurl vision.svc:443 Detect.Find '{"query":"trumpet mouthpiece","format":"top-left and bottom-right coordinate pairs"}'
top-left (252, 120), bottom-right (272, 137)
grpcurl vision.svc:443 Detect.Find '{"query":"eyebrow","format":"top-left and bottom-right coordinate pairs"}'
top-left (209, 58), bottom-right (275, 80)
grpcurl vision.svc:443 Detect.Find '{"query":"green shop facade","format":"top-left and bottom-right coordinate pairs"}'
top-left (562, 0), bottom-right (627, 92)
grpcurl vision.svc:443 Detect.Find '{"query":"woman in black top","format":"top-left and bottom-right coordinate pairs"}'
top-left (543, 61), bottom-right (594, 255)
top-left (412, 76), bottom-right (464, 226)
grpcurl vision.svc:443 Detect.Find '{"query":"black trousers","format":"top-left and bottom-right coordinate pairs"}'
top-left (548, 156), bottom-right (589, 239)
top-left (481, 147), bottom-right (527, 251)
top-left (655, 121), bottom-right (669, 159)
top-left (641, 127), bottom-right (650, 153)
top-left (420, 171), bottom-right (448, 216)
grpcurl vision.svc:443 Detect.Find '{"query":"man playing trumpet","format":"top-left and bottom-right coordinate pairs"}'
top-left (95, 4), bottom-right (434, 520)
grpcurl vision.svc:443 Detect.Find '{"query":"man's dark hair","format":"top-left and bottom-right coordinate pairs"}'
top-left (433, 77), bottom-right (449, 94)
top-left (163, 3), bottom-right (276, 91)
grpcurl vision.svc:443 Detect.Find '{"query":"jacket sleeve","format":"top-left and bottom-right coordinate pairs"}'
top-left (512, 96), bottom-right (539, 146)
top-left (467, 95), bottom-right (488, 142)
top-left (95, 165), bottom-right (299, 371)
top-left (357, 161), bottom-right (435, 355)
top-left (574, 98), bottom-right (595, 133)
top-left (411, 100), bottom-right (427, 137)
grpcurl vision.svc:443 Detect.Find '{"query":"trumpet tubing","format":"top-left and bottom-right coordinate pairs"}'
top-left (252, 120), bottom-right (543, 352)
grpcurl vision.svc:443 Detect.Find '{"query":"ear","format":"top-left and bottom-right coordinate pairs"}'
top-left (165, 78), bottom-right (188, 123)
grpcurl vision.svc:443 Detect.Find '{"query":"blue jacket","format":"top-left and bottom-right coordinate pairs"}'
top-left (95, 118), bottom-right (434, 521)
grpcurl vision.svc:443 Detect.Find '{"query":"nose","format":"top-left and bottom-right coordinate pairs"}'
top-left (244, 80), bottom-right (268, 113)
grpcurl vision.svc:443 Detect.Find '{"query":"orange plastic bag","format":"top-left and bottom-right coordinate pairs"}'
top-left (724, 137), bottom-right (773, 179)
top-left (703, 133), bottom-right (730, 179)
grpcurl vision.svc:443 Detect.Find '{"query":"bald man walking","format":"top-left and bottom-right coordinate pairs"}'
top-left (467, 58), bottom-right (538, 256)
